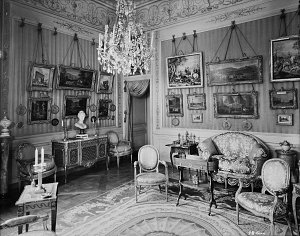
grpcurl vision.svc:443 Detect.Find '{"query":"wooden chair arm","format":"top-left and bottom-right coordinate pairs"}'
top-left (159, 160), bottom-right (168, 177)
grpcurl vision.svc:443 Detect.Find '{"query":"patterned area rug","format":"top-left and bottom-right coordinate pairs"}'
top-left (55, 181), bottom-right (290, 236)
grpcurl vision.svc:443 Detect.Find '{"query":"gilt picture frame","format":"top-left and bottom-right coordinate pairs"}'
top-left (96, 72), bottom-right (114, 94)
top-left (206, 56), bottom-right (263, 86)
top-left (166, 94), bottom-right (184, 117)
top-left (269, 88), bottom-right (298, 109)
top-left (191, 113), bottom-right (203, 123)
top-left (166, 52), bottom-right (204, 88)
top-left (57, 65), bottom-right (96, 91)
top-left (271, 35), bottom-right (300, 82)
top-left (64, 95), bottom-right (90, 118)
top-left (277, 114), bottom-right (293, 126)
top-left (28, 63), bottom-right (56, 91)
top-left (27, 96), bottom-right (52, 124)
top-left (213, 91), bottom-right (259, 119)
top-left (98, 99), bottom-right (112, 119)
top-left (187, 93), bottom-right (206, 110)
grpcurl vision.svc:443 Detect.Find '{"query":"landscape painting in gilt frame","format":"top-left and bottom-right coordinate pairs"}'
top-left (166, 52), bottom-right (203, 88)
top-left (64, 95), bottom-right (90, 118)
top-left (187, 93), bottom-right (206, 110)
top-left (57, 65), bottom-right (96, 91)
top-left (28, 63), bottom-right (56, 91)
top-left (27, 96), bottom-right (52, 124)
top-left (166, 94), bottom-right (183, 117)
top-left (271, 35), bottom-right (300, 82)
top-left (213, 92), bottom-right (258, 119)
top-left (269, 88), bottom-right (298, 109)
top-left (206, 56), bottom-right (263, 86)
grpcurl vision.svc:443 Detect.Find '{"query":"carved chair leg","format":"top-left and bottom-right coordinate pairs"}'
top-left (159, 185), bottom-right (162, 193)
top-left (117, 156), bottom-right (120, 168)
top-left (225, 178), bottom-right (228, 189)
top-left (251, 182), bottom-right (254, 192)
top-left (54, 172), bottom-right (56, 182)
top-left (270, 220), bottom-right (274, 236)
top-left (130, 153), bottom-right (133, 163)
top-left (18, 180), bottom-right (21, 193)
top-left (166, 183), bottom-right (168, 202)
top-left (135, 185), bottom-right (138, 202)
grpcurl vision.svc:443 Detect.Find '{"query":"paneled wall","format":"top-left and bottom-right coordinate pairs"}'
top-left (160, 11), bottom-right (299, 134)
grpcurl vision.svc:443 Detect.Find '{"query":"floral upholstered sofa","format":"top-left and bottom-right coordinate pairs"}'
top-left (198, 131), bottom-right (270, 190)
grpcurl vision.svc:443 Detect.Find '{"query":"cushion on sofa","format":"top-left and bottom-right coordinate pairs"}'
top-left (217, 155), bottom-right (251, 174)
top-left (198, 138), bottom-right (219, 160)
top-left (248, 143), bottom-right (267, 163)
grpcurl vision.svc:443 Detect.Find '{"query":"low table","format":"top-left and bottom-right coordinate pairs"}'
top-left (172, 156), bottom-right (218, 216)
top-left (15, 183), bottom-right (58, 234)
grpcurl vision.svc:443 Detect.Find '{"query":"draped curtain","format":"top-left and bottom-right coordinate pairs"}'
top-left (125, 79), bottom-right (150, 143)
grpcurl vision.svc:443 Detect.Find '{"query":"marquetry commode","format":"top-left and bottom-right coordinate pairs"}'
top-left (52, 135), bottom-right (107, 183)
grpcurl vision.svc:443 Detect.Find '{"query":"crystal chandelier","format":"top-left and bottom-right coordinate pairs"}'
top-left (97, 0), bottom-right (153, 75)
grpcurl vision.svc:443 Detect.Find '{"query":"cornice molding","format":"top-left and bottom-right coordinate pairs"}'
top-left (10, 0), bottom-right (116, 31)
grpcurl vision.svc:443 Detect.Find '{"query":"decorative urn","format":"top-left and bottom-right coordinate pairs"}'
top-left (279, 140), bottom-right (293, 152)
top-left (0, 115), bottom-right (12, 137)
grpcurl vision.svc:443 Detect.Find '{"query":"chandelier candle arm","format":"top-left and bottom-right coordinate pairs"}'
top-left (97, 0), bottom-right (153, 75)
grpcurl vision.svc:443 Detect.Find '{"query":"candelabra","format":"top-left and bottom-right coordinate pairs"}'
top-left (33, 163), bottom-right (46, 194)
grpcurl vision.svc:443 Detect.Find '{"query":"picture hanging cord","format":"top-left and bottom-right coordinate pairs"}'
top-left (280, 3), bottom-right (300, 37)
top-left (211, 21), bottom-right (258, 62)
top-left (32, 23), bottom-right (49, 64)
top-left (62, 33), bottom-right (90, 68)
top-left (171, 31), bottom-right (198, 56)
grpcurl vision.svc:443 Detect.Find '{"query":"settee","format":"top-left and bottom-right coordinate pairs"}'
top-left (197, 131), bottom-right (270, 190)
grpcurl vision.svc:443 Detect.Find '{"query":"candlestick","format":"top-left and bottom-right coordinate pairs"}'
top-left (41, 147), bottom-right (44, 165)
top-left (35, 148), bottom-right (38, 165)
top-left (33, 162), bottom-right (46, 194)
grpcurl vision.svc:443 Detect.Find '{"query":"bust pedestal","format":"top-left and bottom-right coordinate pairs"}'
top-left (275, 149), bottom-right (298, 183)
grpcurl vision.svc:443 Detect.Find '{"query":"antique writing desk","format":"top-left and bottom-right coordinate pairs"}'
top-left (15, 182), bottom-right (58, 234)
top-left (172, 156), bottom-right (218, 216)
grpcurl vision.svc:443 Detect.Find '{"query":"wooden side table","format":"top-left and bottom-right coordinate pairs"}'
top-left (15, 182), bottom-right (58, 234)
top-left (293, 183), bottom-right (300, 236)
top-left (276, 150), bottom-right (298, 183)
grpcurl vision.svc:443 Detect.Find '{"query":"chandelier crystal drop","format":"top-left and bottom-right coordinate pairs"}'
top-left (97, 0), bottom-right (154, 75)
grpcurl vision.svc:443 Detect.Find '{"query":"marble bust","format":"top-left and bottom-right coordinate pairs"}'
top-left (74, 111), bottom-right (87, 130)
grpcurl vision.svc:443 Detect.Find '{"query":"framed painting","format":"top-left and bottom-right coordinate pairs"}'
top-left (206, 56), bottom-right (263, 86)
top-left (96, 72), bottom-right (114, 94)
top-left (271, 35), bottom-right (300, 82)
top-left (166, 52), bottom-right (203, 88)
top-left (64, 95), bottom-right (90, 118)
top-left (277, 114), bottom-right (293, 126)
top-left (269, 88), bottom-right (298, 109)
top-left (27, 96), bottom-right (52, 124)
top-left (166, 94), bottom-right (183, 117)
top-left (57, 65), bottom-right (96, 91)
top-left (187, 93), bottom-right (206, 110)
top-left (213, 92), bottom-right (259, 119)
top-left (28, 63), bottom-right (56, 91)
top-left (98, 99), bottom-right (112, 119)
top-left (191, 113), bottom-right (203, 123)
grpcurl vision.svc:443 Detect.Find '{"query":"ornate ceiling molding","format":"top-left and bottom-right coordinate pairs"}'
top-left (14, 0), bottom-right (116, 30)
top-left (136, 0), bottom-right (260, 30)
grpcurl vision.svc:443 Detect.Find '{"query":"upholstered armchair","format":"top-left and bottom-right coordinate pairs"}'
top-left (235, 158), bottom-right (292, 235)
top-left (16, 143), bottom-right (57, 192)
top-left (106, 131), bottom-right (132, 169)
top-left (134, 145), bottom-right (168, 202)
top-left (0, 214), bottom-right (56, 236)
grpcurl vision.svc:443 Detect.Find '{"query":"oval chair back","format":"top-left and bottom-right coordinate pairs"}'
top-left (261, 158), bottom-right (290, 196)
top-left (138, 145), bottom-right (159, 172)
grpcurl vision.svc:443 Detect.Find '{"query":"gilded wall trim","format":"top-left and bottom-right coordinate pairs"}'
top-left (54, 20), bottom-right (94, 36)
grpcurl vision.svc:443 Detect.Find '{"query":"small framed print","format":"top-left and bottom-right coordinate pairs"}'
top-left (277, 114), bottom-right (293, 126)
top-left (269, 89), bottom-right (298, 109)
top-left (191, 113), bottom-right (203, 123)
top-left (28, 63), bottom-right (56, 91)
top-left (187, 93), bottom-right (206, 110)
top-left (96, 72), bottom-right (114, 94)
top-left (166, 94), bottom-right (183, 117)
top-left (27, 96), bottom-right (52, 124)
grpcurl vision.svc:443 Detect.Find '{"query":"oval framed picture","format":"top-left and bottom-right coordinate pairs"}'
top-left (50, 104), bottom-right (60, 114)
top-left (242, 120), bottom-right (252, 131)
top-left (90, 115), bottom-right (97, 123)
top-left (222, 120), bottom-right (231, 130)
top-left (172, 117), bottom-right (180, 126)
top-left (89, 104), bottom-right (97, 112)
top-left (16, 104), bottom-right (27, 116)
top-left (110, 104), bottom-right (116, 111)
